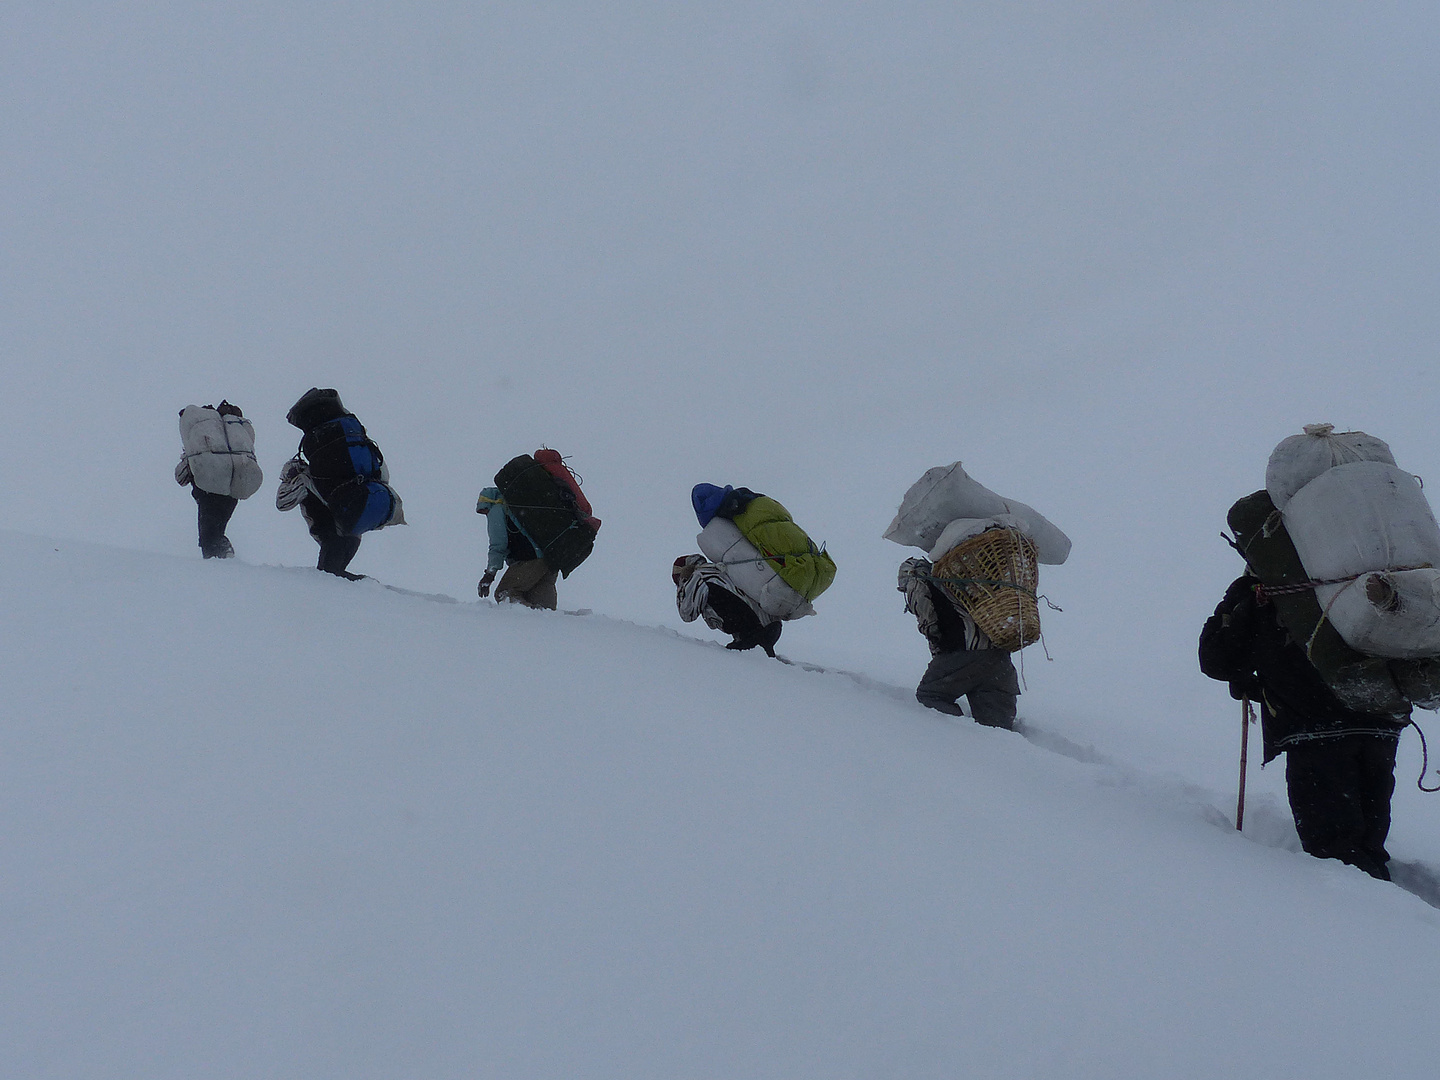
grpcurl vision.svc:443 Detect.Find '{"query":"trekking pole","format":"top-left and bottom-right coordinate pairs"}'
top-left (1236, 696), bottom-right (1254, 831)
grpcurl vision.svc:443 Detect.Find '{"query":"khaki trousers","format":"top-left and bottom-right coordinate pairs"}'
top-left (495, 558), bottom-right (559, 610)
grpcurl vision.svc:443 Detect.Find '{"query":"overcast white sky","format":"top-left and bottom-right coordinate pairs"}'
top-left (3, 2), bottom-right (1437, 770)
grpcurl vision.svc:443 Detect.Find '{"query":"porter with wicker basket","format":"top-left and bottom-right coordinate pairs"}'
top-left (931, 527), bottom-right (1041, 652)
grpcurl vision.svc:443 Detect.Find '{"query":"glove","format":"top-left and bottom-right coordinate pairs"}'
top-left (1229, 675), bottom-right (1264, 702)
top-left (478, 571), bottom-right (496, 599)
top-left (280, 456), bottom-right (305, 482)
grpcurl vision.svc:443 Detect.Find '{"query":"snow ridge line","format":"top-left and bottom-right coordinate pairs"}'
top-left (219, 562), bottom-right (1440, 909)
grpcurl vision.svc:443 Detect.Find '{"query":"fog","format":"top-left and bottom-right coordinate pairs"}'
top-left (4, 2), bottom-right (1438, 779)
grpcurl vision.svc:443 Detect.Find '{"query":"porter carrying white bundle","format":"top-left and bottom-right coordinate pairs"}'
top-left (884, 462), bottom-right (1070, 651)
top-left (883, 462), bottom-right (1071, 564)
top-left (1270, 424), bottom-right (1440, 659)
top-left (177, 404), bottom-right (264, 500)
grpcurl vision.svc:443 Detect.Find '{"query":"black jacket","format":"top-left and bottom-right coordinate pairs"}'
top-left (1199, 575), bottom-right (1407, 761)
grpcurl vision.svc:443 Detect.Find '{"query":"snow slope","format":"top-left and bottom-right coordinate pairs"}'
top-left (4, 531), bottom-right (1440, 1079)
top-left (5, 2), bottom-right (1440, 773)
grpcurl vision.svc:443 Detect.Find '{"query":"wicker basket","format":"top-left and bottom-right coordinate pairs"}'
top-left (931, 528), bottom-right (1041, 652)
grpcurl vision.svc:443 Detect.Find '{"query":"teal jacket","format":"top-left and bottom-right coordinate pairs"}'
top-left (477, 487), bottom-right (510, 573)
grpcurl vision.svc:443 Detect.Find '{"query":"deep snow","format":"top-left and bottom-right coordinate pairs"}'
top-left (5, 531), bottom-right (1440, 1079)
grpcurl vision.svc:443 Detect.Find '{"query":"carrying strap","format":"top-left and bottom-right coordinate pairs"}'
top-left (1256, 567), bottom-right (1431, 601)
top-left (298, 418), bottom-right (384, 473)
top-left (925, 573), bottom-right (1064, 612)
top-left (1221, 527), bottom-right (1432, 600)
top-left (715, 548), bottom-right (824, 569)
top-left (1410, 719), bottom-right (1440, 793)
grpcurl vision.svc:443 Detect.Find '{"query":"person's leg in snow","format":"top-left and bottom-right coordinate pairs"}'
top-left (1356, 735), bottom-right (1399, 877)
top-left (193, 488), bottom-right (238, 559)
top-left (916, 649), bottom-right (1019, 729)
top-left (1285, 733), bottom-right (1398, 880)
top-left (300, 494), bottom-right (363, 579)
top-left (494, 559), bottom-right (559, 610)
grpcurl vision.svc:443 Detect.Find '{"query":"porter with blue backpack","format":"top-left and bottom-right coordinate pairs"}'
top-left (276, 388), bottom-right (404, 578)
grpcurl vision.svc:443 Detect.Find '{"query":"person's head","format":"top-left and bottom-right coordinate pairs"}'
top-left (672, 554), bottom-right (704, 585)
top-left (216, 400), bottom-right (243, 418)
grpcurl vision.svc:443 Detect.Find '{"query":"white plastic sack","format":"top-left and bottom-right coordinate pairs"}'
top-left (1285, 460), bottom-right (1440, 658)
top-left (1315, 569), bottom-right (1440, 660)
top-left (698, 517), bottom-right (815, 622)
top-left (1285, 461), bottom-right (1440, 581)
top-left (927, 515), bottom-right (1029, 562)
top-left (1265, 423), bottom-right (1395, 511)
top-left (883, 462), bottom-right (1071, 565)
top-left (179, 406), bottom-right (263, 499)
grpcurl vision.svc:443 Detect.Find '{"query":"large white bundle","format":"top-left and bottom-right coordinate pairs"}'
top-left (1314, 570), bottom-right (1440, 660)
top-left (698, 518), bottom-right (815, 622)
top-left (179, 406), bottom-right (263, 499)
top-left (1285, 460), bottom-right (1440, 658)
top-left (1286, 461), bottom-right (1440, 580)
top-left (926, 515), bottom-right (1029, 562)
top-left (883, 462), bottom-right (1071, 565)
top-left (1266, 423), bottom-right (1394, 511)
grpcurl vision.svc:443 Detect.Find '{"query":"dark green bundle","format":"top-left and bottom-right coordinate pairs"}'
top-left (1228, 489), bottom-right (1440, 713)
top-left (495, 454), bottom-right (595, 577)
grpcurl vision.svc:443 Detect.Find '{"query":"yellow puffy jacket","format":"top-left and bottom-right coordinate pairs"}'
top-left (730, 496), bottom-right (837, 602)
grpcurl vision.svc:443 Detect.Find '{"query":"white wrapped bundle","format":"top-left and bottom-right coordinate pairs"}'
top-left (1317, 570), bottom-right (1440, 659)
top-left (697, 517), bottom-right (816, 622)
top-left (1285, 460), bottom-right (1440, 658)
top-left (883, 462), bottom-right (1071, 565)
top-left (927, 515), bottom-right (1030, 562)
top-left (179, 406), bottom-right (263, 499)
top-left (1266, 422), bottom-right (1395, 511)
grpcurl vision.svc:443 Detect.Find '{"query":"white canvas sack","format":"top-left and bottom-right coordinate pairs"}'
top-left (1285, 460), bottom-right (1440, 658)
top-left (698, 517), bottom-right (816, 622)
top-left (179, 406), bottom-right (264, 500)
top-left (1265, 423), bottom-right (1395, 511)
top-left (927, 515), bottom-right (1031, 561)
top-left (883, 462), bottom-right (1071, 565)
top-left (1314, 569), bottom-right (1440, 659)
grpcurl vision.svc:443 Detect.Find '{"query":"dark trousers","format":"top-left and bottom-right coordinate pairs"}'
top-left (916, 648), bottom-right (1020, 729)
top-left (708, 586), bottom-right (782, 656)
top-left (1285, 734), bottom-right (1398, 880)
top-left (300, 494), bottom-right (362, 577)
top-left (192, 487), bottom-right (238, 558)
top-left (495, 558), bottom-right (559, 610)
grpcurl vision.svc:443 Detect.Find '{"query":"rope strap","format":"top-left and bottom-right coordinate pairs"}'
top-left (925, 574), bottom-right (1064, 613)
top-left (1411, 720), bottom-right (1440, 793)
top-left (928, 574), bottom-right (1038, 599)
top-left (715, 550), bottom-right (819, 568)
top-left (1254, 566), bottom-right (1432, 600)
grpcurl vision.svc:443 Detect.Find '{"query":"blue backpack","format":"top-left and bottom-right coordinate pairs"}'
top-left (328, 477), bottom-right (399, 536)
top-left (297, 408), bottom-right (396, 536)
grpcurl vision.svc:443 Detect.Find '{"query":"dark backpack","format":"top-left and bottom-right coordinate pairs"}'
top-left (301, 414), bottom-right (384, 488)
top-left (1226, 489), bottom-right (1409, 716)
top-left (302, 420), bottom-right (396, 536)
top-left (286, 389), bottom-right (395, 536)
top-left (327, 477), bottom-right (399, 536)
top-left (494, 453), bottom-right (597, 577)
